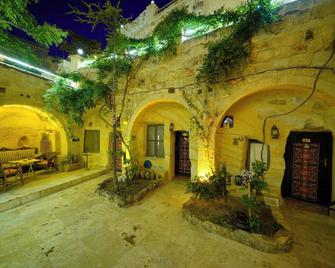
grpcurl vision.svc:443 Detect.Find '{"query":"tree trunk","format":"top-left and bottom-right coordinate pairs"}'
top-left (247, 180), bottom-right (251, 226)
top-left (111, 91), bottom-right (118, 190)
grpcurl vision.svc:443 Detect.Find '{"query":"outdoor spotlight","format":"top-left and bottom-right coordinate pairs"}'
top-left (151, 0), bottom-right (155, 4)
top-left (77, 48), bottom-right (84, 55)
top-left (271, 125), bottom-right (280, 139)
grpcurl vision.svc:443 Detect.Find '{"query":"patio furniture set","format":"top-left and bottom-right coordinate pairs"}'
top-left (0, 147), bottom-right (57, 191)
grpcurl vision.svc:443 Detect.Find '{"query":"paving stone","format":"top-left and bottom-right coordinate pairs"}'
top-left (0, 178), bottom-right (334, 268)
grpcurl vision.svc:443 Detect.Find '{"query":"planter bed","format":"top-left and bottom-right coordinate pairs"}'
top-left (62, 162), bottom-right (84, 172)
top-left (182, 197), bottom-right (293, 253)
top-left (96, 178), bottom-right (163, 207)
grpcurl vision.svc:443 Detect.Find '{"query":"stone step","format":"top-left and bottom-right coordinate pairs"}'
top-left (0, 168), bottom-right (108, 213)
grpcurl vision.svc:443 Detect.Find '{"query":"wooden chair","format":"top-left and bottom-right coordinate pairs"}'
top-left (34, 153), bottom-right (58, 172)
top-left (0, 165), bottom-right (6, 191)
top-left (0, 164), bottom-right (23, 192)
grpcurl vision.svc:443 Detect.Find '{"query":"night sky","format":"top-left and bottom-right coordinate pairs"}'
top-left (29, 0), bottom-right (172, 55)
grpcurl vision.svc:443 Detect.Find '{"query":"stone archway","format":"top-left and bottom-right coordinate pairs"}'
top-left (128, 100), bottom-right (196, 180)
top-left (214, 88), bottom-right (335, 202)
top-left (0, 105), bottom-right (68, 155)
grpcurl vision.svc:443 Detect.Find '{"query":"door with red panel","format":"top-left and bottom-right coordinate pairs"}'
top-left (282, 132), bottom-right (332, 205)
top-left (175, 131), bottom-right (191, 176)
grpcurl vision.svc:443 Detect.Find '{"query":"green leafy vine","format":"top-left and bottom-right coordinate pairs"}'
top-left (126, 0), bottom-right (278, 83)
top-left (46, 0), bottom-right (278, 127)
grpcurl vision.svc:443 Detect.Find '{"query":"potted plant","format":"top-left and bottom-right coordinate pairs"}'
top-left (59, 154), bottom-right (84, 172)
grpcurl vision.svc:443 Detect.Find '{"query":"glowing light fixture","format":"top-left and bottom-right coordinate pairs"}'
top-left (77, 48), bottom-right (84, 55)
top-left (0, 52), bottom-right (59, 80)
top-left (0, 52), bottom-right (77, 88)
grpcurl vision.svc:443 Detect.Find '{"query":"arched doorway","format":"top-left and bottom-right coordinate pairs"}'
top-left (130, 101), bottom-right (194, 180)
top-left (282, 131), bottom-right (332, 205)
top-left (215, 88), bottom-right (335, 203)
top-left (0, 105), bottom-right (68, 155)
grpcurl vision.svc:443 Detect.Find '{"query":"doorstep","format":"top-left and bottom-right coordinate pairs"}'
top-left (0, 168), bottom-right (107, 213)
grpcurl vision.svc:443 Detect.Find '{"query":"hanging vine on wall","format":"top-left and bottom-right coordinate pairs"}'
top-left (181, 87), bottom-right (217, 172)
top-left (46, 0), bottom-right (279, 127)
top-left (126, 0), bottom-right (278, 83)
top-left (197, 0), bottom-right (278, 83)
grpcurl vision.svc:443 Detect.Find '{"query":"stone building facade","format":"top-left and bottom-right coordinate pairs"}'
top-left (0, 0), bottom-right (334, 206)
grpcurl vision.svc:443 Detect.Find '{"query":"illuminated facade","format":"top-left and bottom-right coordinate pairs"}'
top-left (0, 0), bottom-right (334, 206)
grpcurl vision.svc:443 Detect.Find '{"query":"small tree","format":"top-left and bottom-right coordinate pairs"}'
top-left (45, 1), bottom-right (139, 190)
top-left (240, 161), bottom-right (268, 231)
top-left (0, 0), bottom-right (67, 63)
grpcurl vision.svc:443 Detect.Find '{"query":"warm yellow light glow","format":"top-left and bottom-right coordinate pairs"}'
top-left (198, 175), bottom-right (209, 183)
top-left (1, 105), bottom-right (59, 129)
top-left (0, 105), bottom-right (68, 156)
top-left (198, 159), bottom-right (212, 178)
top-left (198, 169), bottom-right (209, 178)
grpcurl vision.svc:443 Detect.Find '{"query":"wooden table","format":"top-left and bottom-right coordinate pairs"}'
top-left (8, 158), bottom-right (41, 176)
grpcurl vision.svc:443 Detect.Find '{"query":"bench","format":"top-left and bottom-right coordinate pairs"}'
top-left (0, 147), bottom-right (37, 165)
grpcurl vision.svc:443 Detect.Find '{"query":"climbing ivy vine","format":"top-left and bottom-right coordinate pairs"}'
top-left (181, 87), bottom-right (216, 171)
top-left (44, 0), bottom-right (279, 187)
top-left (198, 0), bottom-right (279, 82)
top-left (46, 0), bottom-right (278, 127)
top-left (127, 0), bottom-right (278, 82)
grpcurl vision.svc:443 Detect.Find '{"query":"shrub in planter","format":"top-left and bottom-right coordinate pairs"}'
top-left (123, 157), bottom-right (139, 182)
top-left (186, 165), bottom-right (230, 200)
top-left (186, 179), bottom-right (217, 200)
top-left (59, 153), bottom-right (83, 172)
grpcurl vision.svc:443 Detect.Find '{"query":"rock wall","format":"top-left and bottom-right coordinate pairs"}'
top-left (1, 0), bottom-right (334, 203)
top-left (0, 66), bottom-right (76, 157)
top-left (123, 0), bottom-right (243, 39)
top-left (118, 0), bottom-right (335, 201)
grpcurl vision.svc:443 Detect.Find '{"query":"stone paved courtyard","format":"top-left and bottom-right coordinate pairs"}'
top-left (0, 175), bottom-right (334, 268)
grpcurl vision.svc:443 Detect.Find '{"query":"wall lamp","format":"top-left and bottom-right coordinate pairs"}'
top-left (271, 125), bottom-right (280, 139)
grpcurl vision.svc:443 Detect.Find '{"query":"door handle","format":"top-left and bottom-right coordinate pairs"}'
top-left (320, 158), bottom-right (327, 168)
top-left (321, 158), bottom-right (327, 168)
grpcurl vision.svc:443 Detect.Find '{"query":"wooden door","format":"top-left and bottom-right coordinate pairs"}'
top-left (175, 131), bottom-right (191, 176)
top-left (282, 132), bottom-right (332, 205)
